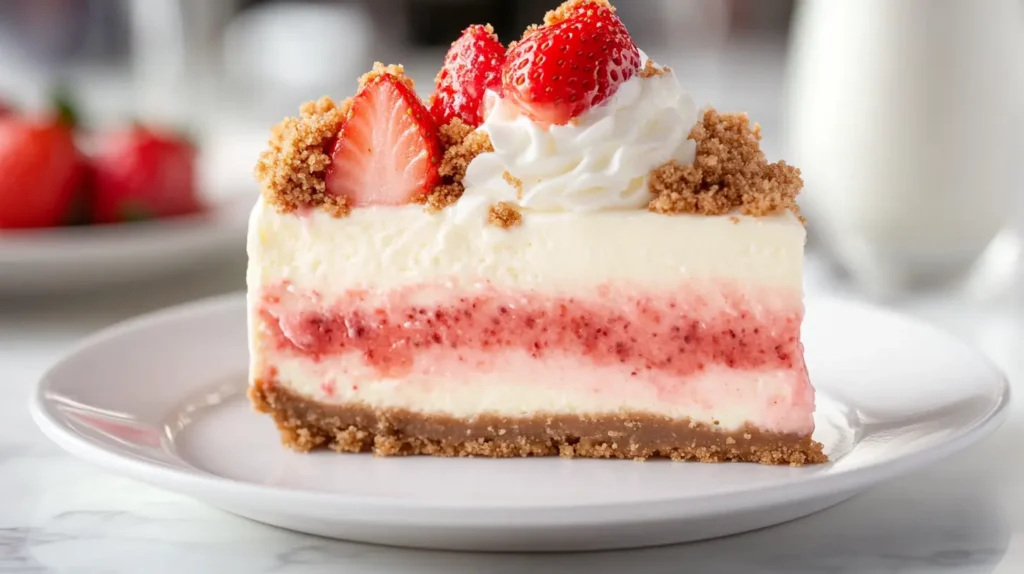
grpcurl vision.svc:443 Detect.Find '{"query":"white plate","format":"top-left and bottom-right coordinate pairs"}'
top-left (0, 192), bottom-right (252, 295)
top-left (30, 294), bottom-right (1010, 552)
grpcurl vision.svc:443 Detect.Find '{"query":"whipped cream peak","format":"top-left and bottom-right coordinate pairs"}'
top-left (460, 59), bottom-right (698, 214)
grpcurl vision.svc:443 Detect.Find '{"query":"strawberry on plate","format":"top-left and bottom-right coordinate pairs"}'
top-left (0, 114), bottom-right (83, 229)
top-left (327, 69), bottom-right (443, 206)
top-left (430, 24), bottom-right (506, 128)
top-left (91, 125), bottom-right (202, 223)
top-left (502, 0), bottom-right (641, 126)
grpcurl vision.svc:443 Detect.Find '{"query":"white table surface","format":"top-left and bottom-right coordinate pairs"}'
top-left (1, 252), bottom-right (1022, 574)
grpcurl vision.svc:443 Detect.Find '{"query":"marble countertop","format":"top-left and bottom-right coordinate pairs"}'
top-left (1, 254), bottom-right (1022, 574)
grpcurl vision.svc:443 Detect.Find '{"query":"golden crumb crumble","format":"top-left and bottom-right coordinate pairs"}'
top-left (544, 0), bottom-right (614, 26)
top-left (502, 171), bottom-right (524, 199)
top-left (648, 108), bottom-right (803, 218)
top-left (359, 62), bottom-right (415, 91)
top-left (487, 202), bottom-right (523, 229)
top-left (254, 96), bottom-right (351, 216)
top-left (420, 118), bottom-right (495, 212)
top-left (438, 117), bottom-right (474, 148)
top-left (441, 129), bottom-right (492, 182)
top-left (639, 60), bottom-right (670, 78)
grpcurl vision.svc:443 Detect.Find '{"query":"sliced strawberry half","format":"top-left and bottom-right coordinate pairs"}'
top-left (502, 1), bottom-right (641, 126)
top-left (430, 24), bottom-right (506, 128)
top-left (326, 72), bottom-right (443, 207)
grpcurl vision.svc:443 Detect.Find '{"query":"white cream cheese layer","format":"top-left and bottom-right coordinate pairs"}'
top-left (247, 197), bottom-right (806, 297)
top-left (260, 352), bottom-right (814, 434)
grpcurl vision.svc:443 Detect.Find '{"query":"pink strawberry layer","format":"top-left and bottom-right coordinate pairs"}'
top-left (253, 281), bottom-right (816, 434)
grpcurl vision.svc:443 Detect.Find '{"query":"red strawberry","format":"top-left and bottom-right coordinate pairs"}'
top-left (0, 116), bottom-right (82, 229)
top-left (91, 126), bottom-right (202, 223)
top-left (430, 24), bottom-right (506, 127)
top-left (503, 1), bottom-right (641, 126)
top-left (327, 72), bottom-right (442, 206)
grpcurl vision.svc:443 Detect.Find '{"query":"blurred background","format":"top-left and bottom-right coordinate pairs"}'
top-left (0, 0), bottom-right (1021, 302)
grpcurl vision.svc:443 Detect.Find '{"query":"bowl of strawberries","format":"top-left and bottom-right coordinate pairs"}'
top-left (0, 98), bottom-right (251, 295)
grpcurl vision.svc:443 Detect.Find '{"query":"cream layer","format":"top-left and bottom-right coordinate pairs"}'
top-left (259, 350), bottom-right (815, 435)
top-left (246, 198), bottom-right (806, 299)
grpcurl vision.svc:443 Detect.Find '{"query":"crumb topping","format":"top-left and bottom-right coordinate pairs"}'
top-left (487, 202), bottom-right (523, 229)
top-left (639, 60), bottom-right (670, 78)
top-left (421, 118), bottom-right (495, 212)
top-left (544, 0), bottom-right (614, 26)
top-left (502, 171), bottom-right (524, 199)
top-left (359, 62), bottom-right (415, 91)
top-left (254, 96), bottom-right (351, 217)
top-left (648, 108), bottom-right (803, 218)
top-left (438, 117), bottom-right (474, 148)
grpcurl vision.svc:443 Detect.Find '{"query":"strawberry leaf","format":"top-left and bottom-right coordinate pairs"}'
top-left (51, 87), bottom-right (80, 130)
top-left (118, 202), bottom-right (154, 223)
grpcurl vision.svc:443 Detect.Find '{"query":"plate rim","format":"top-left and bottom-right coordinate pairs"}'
top-left (0, 192), bottom-right (252, 261)
top-left (29, 293), bottom-right (1012, 520)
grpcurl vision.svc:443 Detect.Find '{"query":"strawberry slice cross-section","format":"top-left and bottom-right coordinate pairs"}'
top-left (327, 72), bottom-right (443, 207)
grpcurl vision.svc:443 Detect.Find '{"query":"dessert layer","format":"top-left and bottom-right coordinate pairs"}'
top-left (246, 197), bottom-right (805, 296)
top-left (258, 281), bottom-right (803, 375)
top-left (260, 354), bottom-right (812, 434)
top-left (250, 280), bottom-right (814, 435)
top-left (249, 276), bottom-right (815, 431)
top-left (250, 379), bottom-right (826, 465)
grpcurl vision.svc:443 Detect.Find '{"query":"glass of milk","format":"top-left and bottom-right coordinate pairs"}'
top-left (785, 0), bottom-right (1023, 299)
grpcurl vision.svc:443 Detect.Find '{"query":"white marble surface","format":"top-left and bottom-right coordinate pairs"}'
top-left (0, 252), bottom-right (1022, 573)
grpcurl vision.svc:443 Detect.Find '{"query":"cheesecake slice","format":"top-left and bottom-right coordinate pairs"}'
top-left (247, 0), bottom-right (826, 465)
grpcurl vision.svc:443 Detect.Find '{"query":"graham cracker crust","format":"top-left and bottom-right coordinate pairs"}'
top-left (251, 379), bottom-right (826, 465)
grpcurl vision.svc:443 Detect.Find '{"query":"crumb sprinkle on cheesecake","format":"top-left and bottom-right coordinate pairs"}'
top-left (648, 108), bottom-right (804, 218)
top-left (487, 201), bottom-right (523, 229)
top-left (254, 96), bottom-right (351, 217)
top-left (421, 118), bottom-right (494, 213)
top-left (638, 60), bottom-right (671, 78)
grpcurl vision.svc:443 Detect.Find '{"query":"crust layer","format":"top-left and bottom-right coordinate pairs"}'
top-left (250, 379), bottom-right (826, 466)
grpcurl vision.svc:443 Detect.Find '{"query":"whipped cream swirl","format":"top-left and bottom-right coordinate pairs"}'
top-left (460, 62), bottom-right (698, 213)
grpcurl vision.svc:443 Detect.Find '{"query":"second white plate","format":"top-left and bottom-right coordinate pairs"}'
top-left (0, 192), bottom-right (252, 295)
top-left (30, 294), bottom-right (1010, 551)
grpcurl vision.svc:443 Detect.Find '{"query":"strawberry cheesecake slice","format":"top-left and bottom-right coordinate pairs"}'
top-left (248, 0), bottom-right (826, 465)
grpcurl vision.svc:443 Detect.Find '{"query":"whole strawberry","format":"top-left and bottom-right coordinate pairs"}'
top-left (503, 0), bottom-right (641, 126)
top-left (91, 126), bottom-right (202, 223)
top-left (430, 24), bottom-right (506, 128)
top-left (0, 114), bottom-right (83, 229)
